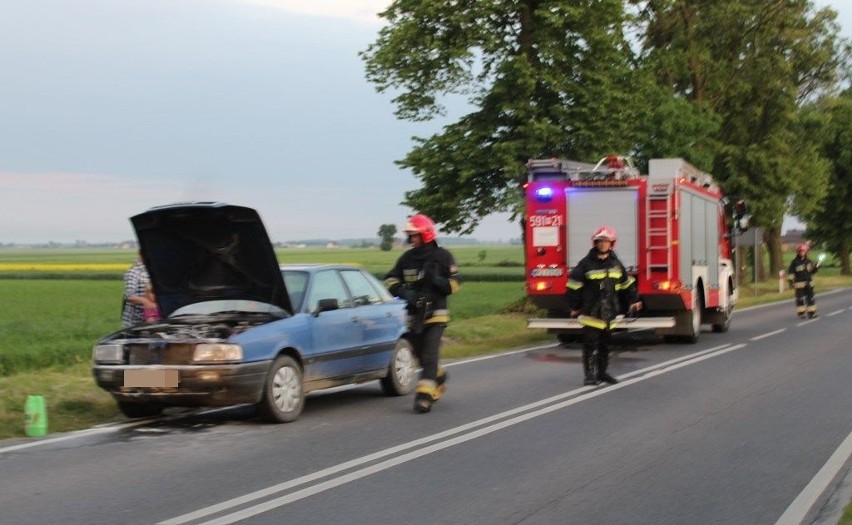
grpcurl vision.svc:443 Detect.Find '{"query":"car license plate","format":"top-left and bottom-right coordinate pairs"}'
top-left (124, 369), bottom-right (179, 388)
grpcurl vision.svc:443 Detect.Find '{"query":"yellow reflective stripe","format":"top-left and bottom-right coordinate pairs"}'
top-left (585, 269), bottom-right (624, 280)
top-left (567, 279), bottom-right (584, 290)
top-left (579, 316), bottom-right (607, 329)
top-left (449, 279), bottom-right (461, 294)
top-left (579, 316), bottom-right (620, 330)
top-left (384, 277), bottom-right (400, 288)
top-left (615, 276), bottom-right (635, 290)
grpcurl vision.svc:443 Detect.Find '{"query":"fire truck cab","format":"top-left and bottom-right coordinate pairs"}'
top-left (525, 156), bottom-right (737, 343)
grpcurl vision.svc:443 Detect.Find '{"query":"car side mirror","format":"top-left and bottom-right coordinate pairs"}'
top-left (314, 298), bottom-right (339, 316)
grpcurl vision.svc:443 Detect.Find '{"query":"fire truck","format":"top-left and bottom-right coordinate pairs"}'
top-left (525, 156), bottom-right (737, 343)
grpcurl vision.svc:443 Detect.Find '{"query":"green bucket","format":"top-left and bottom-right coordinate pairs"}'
top-left (24, 395), bottom-right (48, 437)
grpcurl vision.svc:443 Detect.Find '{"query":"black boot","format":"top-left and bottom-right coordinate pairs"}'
top-left (596, 353), bottom-right (618, 384)
top-left (583, 354), bottom-right (597, 386)
top-left (414, 380), bottom-right (439, 413)
top-left (435, 367), bottom-right (448, 397)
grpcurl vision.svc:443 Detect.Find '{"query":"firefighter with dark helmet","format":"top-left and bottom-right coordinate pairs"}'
top-left (385, 213), bottom-right (461, 413)
top-left (566, 226), bottom-right (642, 385)
top-left (787, 243), bottom-right (820, 318)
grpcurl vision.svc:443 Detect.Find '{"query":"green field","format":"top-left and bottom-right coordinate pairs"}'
top-left (0, 246), bottom-right (848, 440)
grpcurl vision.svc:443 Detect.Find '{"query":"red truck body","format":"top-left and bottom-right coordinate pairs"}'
top-left (525, 157), bottom-right (737, 343)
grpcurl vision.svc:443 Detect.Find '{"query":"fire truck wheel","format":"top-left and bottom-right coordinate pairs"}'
top-left (711, 305), bottom-right (732, 333)
top-left (666, 293), bottom-right (702, 344)
top-left (684, 293), bottom-right (702, 344)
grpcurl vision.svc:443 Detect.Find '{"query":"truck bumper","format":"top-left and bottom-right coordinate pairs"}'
top-left (527, 316), bottom-right (676, 330)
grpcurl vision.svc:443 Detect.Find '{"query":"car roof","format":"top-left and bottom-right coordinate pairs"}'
top-left (279, 263), bottom-right (364, 272)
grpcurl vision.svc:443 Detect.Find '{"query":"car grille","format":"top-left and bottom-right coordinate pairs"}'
top-left (127, 343), bottom-right (196, 365)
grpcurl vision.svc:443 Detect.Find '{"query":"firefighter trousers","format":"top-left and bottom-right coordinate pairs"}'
top-left (793, 284), bottom-right (816, 316)
top-left (409, 322), bottom-right (446, 382)
top-left (582, 326), bottom-right (612, 373)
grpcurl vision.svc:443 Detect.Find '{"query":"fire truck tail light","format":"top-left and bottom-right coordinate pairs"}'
top-left (533, 281), bottom-right (552, 292)
top-left (654, 280), bottom-right (683, 292)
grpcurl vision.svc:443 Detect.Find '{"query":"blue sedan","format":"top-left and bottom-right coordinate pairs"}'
top-left (92, 203), bottom-right (415, 422)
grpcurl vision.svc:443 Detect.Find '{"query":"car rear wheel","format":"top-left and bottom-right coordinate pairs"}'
top-left (381, 338), bottom-right (415, 396)
top-left (258, 355), bottom-right (304, 423)
top-left (116, 401), bottom-right (163, 419)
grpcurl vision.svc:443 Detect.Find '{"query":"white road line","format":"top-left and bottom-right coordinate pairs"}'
top-left (797, 318), bottom-right (820, 327)
top-left (0, 419), bottom-right (156, 454)
top-left (160, 343), bottom-right (745, 525)
top-left (826, 309), bottom-right (844, 317)
top-left (750, 328), bottom-right (787, 341)
top-left (775, 428), bottom-right (852, 525)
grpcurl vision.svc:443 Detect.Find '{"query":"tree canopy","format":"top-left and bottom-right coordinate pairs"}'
top-left (362, 0), bottom-right (644, 234)
top-left (362, 0), bottom-right (848, 267)
top-left (800, 89), bottom-right (852, 273)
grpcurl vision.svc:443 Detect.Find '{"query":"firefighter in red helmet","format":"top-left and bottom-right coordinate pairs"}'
top-left (566, 226), bottom-right (642, 385)
top-left (787, 243), bottom-right (820, 318)
top-left (385, 213), bottom-right (461, 413)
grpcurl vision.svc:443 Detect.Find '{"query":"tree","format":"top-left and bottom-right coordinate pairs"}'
top-left (800, 89), bottom-right (852, 274)
top-left (636, 0), bottom-right (844, 275)
top-left (377, 224), bottom-right (397, 251)
top-left (361, 0), bottom-right (644, 234)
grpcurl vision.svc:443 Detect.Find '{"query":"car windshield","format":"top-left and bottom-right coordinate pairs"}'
top-left (282, 270), bottom-right (309, 312)
top-left (171, 300), bottom-right (287, 318)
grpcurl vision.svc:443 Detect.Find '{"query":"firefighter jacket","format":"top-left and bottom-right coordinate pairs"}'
top-left (384, 242), bottom-right (461, 330)
top-left (787, 255), bottom-right (819, 289)
top-left (566, 248), bottom-right (639, 330)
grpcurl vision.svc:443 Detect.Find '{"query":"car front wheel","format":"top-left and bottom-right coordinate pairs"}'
top-left (257, 355), bottom-right (304, 423)
top-left (380, 338), bottom-right (415, 396)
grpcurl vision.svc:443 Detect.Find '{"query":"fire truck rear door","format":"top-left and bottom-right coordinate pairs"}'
top-left (567, 188), bottom-right (639, 270)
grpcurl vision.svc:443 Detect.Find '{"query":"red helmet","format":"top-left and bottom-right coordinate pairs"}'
top-left (796, 243), bottom-right (808, 254)
top-left (404, 214), bottom-right (437, 244)
top-left (591, 226), bottom-right (617, 245)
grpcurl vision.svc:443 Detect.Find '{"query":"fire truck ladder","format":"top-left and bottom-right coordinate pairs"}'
top-left (646, 184), bottom-right (673, 281)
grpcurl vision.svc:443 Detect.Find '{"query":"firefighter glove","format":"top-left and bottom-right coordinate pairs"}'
top-left (389, 283), bottom-right (417, 304)
top-left (421, 261), bottom-right (449, 294)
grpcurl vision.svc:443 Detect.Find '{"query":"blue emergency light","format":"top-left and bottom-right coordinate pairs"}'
top-left (534, 186), bottom-right (554, 202)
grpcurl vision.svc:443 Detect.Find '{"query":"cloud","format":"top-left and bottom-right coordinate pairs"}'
top-left (237, 0), bottom-right (389, 24)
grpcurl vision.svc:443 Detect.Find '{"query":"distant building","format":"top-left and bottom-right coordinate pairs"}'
top-left (781, 229), bottom-right (806, 251)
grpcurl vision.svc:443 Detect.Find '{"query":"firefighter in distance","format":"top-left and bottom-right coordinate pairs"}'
top-left (787, 243), bottom-right (820, 318)
top-left (385, 214), bottom-right (461, 413)
top-left (567, 226), bottom-right (642, 385)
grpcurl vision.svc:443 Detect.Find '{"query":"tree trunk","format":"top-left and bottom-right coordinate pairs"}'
top-left (841, 239), bottom-right (850, 276)
top-left (764, 226), bottom-right (783, 276)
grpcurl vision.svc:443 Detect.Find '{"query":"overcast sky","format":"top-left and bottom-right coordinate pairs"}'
top-left (0, 0), bottom-right (849, 244)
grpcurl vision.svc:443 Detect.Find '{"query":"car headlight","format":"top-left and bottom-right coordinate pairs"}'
top-left (93, 344), bottom-right (123, 364)
top-left (193, 344), bottom-right (243, 363)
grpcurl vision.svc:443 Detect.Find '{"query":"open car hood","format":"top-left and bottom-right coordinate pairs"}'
top-left (131, 202), bottom-right (291, 317)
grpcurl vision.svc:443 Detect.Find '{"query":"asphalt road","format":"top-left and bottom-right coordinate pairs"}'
top-left (1, 289), bottom-right (851, 525)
